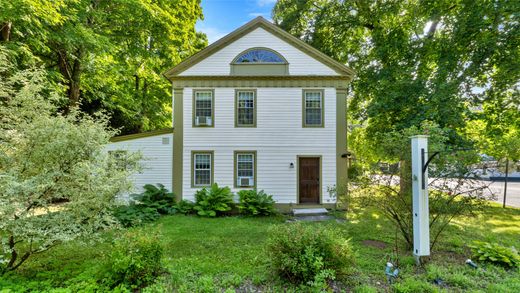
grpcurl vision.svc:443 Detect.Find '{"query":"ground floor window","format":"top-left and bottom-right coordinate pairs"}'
top-left (234, 151), bottom-right (256, 188)
top-left (192, 151), bottom-right (213, 187)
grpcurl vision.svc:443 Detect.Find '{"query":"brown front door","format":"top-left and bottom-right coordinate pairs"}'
top-left (299, 157), bottom-right (320, 204)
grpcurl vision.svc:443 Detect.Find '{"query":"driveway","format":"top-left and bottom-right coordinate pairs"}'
top-left (485, 180), bottom-right (520, 208)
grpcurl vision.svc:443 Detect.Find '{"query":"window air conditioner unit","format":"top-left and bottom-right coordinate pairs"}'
top-left (238, 177), bottom-right (253, 187)
top-left (195, 116), bottom-right (212, 126)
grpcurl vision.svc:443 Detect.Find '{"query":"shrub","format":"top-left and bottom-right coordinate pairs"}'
top-left (267, 222), bottom-right (355, 285)
top-left (469, 241), bottom-right (520, 268)
top-left (237, 189), bottom-right (276, 216)
top-left (193, 183), bottom-right (234, 217)
top-left (113, 205), bottom-right (160, 227)
top-left (113, 184), bottom-right (176, 227)
top-left (105, 231), bottom-right (164, 288)
top-left (175, 199), bottom-right (196, 215)
top-left (131, 184), bottom-right (177, 215)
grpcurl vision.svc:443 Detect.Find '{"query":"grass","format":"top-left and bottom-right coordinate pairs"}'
top-left (1, 204), bottom-right (519, 292)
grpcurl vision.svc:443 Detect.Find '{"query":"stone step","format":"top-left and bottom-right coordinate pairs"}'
top-left (292, 207), bottom-right (329, 216)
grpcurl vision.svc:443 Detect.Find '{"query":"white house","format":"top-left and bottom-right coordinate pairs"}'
top-left (109, 17), bottom-right (354, 210)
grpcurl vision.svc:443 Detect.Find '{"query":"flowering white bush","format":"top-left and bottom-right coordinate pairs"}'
top-left (0, 48), bottom-right (136, 273)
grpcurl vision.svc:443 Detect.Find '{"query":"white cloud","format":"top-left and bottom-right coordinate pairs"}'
top-left (197, 25), bottom-right (229, 44)
top-left (249, 12), bottom-right (269, 18)
top-left (256, 0), bottom-right (277, 7)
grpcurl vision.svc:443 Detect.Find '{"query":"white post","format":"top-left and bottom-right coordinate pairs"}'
top-left (411, 135), bottom-right (430, 257)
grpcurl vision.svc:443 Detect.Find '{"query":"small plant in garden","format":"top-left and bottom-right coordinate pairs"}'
top-left (105, 231), bottom-right (164, 289)
top-left (469, 241), bottom-right (520, 268)
top-left (131, 184), bottom-right (177, 215)
top-left (113, 205), bottom-right (161, 227)
top-left (267, 222), bottom-right (355, 286)
top-left (175, 199), bottom-right (196, 215)
top-left (237, 189), bottom-right (276, 216)
top-left (113, 184), bottom-right (176, 227)
top-left (193, 183), bottom-right (234, 217)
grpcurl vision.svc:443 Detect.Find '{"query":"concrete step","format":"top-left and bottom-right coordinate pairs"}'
top-left (292, 207), bottom-right (328, 216)
top-left (292, 215), bottom-right (336, 222)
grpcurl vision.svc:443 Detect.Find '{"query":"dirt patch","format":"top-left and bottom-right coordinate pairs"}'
top-left (362, 239), bottom-right (388, 249)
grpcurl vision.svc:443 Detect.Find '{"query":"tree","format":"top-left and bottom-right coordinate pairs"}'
top-left (0, 47), bottom-right (137, 273)
top-left (273, 0), bottom-right (520, 190)
top-left (0, 0), bottom-right (206, 133)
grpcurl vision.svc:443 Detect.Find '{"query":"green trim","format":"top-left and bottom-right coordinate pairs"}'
top-left (173, 88), bottom-right (184, 201)
top-left (336, 88), bottom-right (348, 196)
top-left (233, 151), bottom-right (257, 189)
top-left (191, 151), bottom-right (215, 188)
top-left (296, 155), bottom-right (322, 204)
top-left (163, 17), bottom-right (355, 79)
top-left (302, 89), bottom-right (325, 128)
top-left (192, 89), bottom-right (215, 128)
top-left (170, 76), bottom-right (350, 88)
top-left (234, 89), bottom-right (257, 127)
top-left (109, 128), bottom-right (173, 142)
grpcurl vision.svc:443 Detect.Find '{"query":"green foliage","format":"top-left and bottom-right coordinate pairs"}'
top-left (1, 0), bottom-right (206, 133)
top-left (469, 241), bottom-right (520, 268)
top-left (393, 278), bottom-right (438, 293)
top-left (105, 231), bottom-right (164, 289)
top-left (237, 189), bottom-right (276, 216)
top-left (193, 183), bottom-right (234, 217)
top-left (113, 205), bottom-right (161, 228)
top-left (273, 0), bottom-right (519, 160)
top-left (113, 184), bottom-right (176, 227)
top-left (131, 184), bottom-right (176, 215)
top-left (349, 121), bottom-right (490, 250)
top-left (175, 199), bottom-right (196, 215)
top-left (266, 222), bottom-right (355, 285)
top-left (0, 51), bottom-right (136, 274)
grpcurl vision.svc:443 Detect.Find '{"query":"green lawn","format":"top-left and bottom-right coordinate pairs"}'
top-left (1, 204), bottom-right (519, 292)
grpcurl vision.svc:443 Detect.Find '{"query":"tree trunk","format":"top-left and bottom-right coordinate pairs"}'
top-left (1, 22), bottom-right (11, 42)
top-left (57, 48), bottom-right (83, 112)
top-left (399, 159), bottom-right (412, 196)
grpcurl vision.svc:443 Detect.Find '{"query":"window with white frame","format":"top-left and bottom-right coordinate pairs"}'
top-left (235, 152), bottom-right (255, 187)
top-left (236, 90), bottom-right (255, 126)
top-left (194, 91), bottom-right (213, 126)
top-left (193, 152), bottom-right (212, 186)
top-left (303, 90), bottom-right (323, 127)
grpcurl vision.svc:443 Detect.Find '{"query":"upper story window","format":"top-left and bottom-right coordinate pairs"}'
top-left (303, 90), bottom-right (324, 127)
top-left (193, 90), bottom-right (214, 127)
top-left (234, 48), bottom-right (286, 63)
top-left (235, 90), bottom-right (256, 127)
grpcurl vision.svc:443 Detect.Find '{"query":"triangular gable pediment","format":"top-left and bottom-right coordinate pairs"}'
top-left (164, 17), bottom-right (355, 79)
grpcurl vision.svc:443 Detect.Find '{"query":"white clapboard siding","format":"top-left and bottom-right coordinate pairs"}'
top-left (182, 88), bottom-right (337, 203)
top-left (179, 27), bottom-right (338, 76)
top-left (105, 133), bottom-right (173, 198)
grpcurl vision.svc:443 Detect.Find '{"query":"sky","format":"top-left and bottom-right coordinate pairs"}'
top-left (196, 0), bottom-right (277, 44)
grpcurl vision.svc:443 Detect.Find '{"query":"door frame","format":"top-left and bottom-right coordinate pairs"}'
top-left (296, 155), bottom-right (322, 204)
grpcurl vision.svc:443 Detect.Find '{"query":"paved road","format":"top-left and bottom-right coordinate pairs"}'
top-left (486, 180), bottom-right (520, 208)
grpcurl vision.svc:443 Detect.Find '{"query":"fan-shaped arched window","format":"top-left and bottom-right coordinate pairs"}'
top-left (230, 48), bottom-right (289, 75)
top-left (233, 48), bottom-right (287, 64)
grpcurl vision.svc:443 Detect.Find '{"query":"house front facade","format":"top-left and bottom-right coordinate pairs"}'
top-left (164, 17), bottom-right (354, 209)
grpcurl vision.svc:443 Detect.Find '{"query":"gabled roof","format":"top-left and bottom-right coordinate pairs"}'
top-left (164, 17), bottom-right (355, 79)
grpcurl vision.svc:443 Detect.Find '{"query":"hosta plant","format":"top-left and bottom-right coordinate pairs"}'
top-left (237, 189), bottom-right (276, 216)
top-left (469, 241), bottom-right (520, 268)
top-left (193, 183), bottom-right (234, 217)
